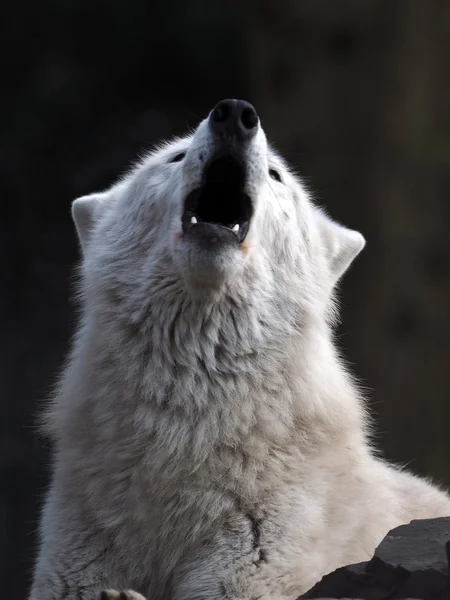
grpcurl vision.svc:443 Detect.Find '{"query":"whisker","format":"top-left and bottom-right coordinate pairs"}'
top-left (267, 179), bottom-right (283, 212)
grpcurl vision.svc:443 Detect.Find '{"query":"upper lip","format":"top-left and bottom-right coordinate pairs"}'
top-left (182, 155), bottom-right (253, 243)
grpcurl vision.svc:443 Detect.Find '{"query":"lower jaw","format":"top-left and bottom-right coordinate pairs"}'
top-left (182, 222), bottom-right (242, 250)
top-left (182, 219), bottom-right (249, 245)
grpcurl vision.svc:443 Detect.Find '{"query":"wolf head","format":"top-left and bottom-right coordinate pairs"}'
top-left (72, 100), bottom-right (364, 324)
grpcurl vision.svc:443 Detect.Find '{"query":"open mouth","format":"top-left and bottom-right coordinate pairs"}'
top-left (182, 155), bottom-right (252, 243)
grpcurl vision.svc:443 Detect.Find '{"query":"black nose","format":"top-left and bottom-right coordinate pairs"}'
top-left (209, 99), bottom-right (259, 141)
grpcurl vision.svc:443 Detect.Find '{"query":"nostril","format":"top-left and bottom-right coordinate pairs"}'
top-left (240, 107), bottom-right (258, 130)
top-left (211, 103), bottom-right (231, 123)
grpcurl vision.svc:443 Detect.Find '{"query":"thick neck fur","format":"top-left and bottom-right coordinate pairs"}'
top-left (47, 245), bottom-right (369, 504)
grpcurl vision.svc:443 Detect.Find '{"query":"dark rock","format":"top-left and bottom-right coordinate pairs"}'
top-left (299, 517), bottom-right (450, 600)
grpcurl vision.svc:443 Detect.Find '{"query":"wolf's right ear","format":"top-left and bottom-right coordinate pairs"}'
top-left (72, 192), bottom-right (109, 253)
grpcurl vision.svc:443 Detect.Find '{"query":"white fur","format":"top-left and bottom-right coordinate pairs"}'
top-left (29, 108), bottom-right (450, 600)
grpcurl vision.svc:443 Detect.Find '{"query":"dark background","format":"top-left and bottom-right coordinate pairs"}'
top-left (2, 1), bottom-right (450, 598)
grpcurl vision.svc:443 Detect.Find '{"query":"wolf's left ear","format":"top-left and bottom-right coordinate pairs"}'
top-left (315, 209), bottom-right (365, 286)
top-left (72, 192), bottom-right (109, 254)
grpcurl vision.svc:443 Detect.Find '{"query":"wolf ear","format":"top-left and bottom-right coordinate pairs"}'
top-left (315, 209), bottom-right (365, 286)
top-left (71, 192), bottom-right (109, 253)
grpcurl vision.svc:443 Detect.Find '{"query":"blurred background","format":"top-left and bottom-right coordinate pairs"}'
top-left (2, 0), bottom-right (450, 597)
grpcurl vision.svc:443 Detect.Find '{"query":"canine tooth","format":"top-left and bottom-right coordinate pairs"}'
top-left (232, 224), bottom-right (239, 233)
top-left (190, 216), bottom-right (197, 224)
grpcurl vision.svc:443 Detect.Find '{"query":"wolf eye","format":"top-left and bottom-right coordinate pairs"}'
top-left (170, 152), bottom-right (186, 163)
top-left (269, 168), bottom-right (282, 183)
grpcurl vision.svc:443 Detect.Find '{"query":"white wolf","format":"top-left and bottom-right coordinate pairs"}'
top-left (30, 99), bottom-right (450, 600)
